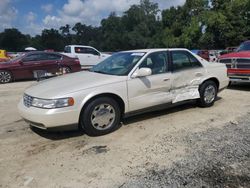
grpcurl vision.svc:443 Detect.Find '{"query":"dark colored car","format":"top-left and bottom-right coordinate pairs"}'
top-left (0, 51), bottom-right (81, 84)
top-left (197, 50), bottom-right (209, 61)
top-left (219, 41), bottom-right (250, 83)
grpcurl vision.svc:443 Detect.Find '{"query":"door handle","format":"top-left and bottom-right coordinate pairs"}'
top-left (195, 72), bottom-right (203, 77)
top-left (163, 78), bottom-right (170, 81)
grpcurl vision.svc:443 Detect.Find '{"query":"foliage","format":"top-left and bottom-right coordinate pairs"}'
top-left (0, 0), bottom-right (249, 52)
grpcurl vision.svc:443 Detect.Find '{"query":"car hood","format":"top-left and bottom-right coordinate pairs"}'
top-left (25, 71), bottom-right (127, 98)
top-left (220, 51), bottom-right (250, 59)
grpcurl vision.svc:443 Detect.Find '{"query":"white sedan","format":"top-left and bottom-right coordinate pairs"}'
top-left (18, 49), bottom-right (229, 136)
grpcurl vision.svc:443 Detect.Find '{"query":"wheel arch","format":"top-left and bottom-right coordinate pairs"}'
top-left (78, 92), bottom-right (126, 124)
top-left (200, 77), bottom-right (219, 91)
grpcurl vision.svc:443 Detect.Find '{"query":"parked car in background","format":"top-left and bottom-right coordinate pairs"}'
top-left (0, 50), bottom-right (10, 62)
top-left (225, 46), bottom-right (237, 53)
top-left (209, 51), bottom-right (217, 62)
top-left (18, 48), bottom-right (228, 136)
top-left (219, 41), bottom-right (250, 83)
top-left (62, 45), bottom-right (111, 69)
top-left (0, 51), bottom-right (81, 84)
top-left (197, 50), bottom-right (209, 61)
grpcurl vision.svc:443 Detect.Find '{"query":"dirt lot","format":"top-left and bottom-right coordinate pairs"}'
top-left (0, 81), bottom-right (250, 188)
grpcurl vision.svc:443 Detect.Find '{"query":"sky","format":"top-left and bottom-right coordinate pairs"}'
top-left (0, 0), bottom-right (186, 36)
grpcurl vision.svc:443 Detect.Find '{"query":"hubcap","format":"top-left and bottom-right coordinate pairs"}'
top-left (91, 104), bottom-right (116, 130)
top-left (204, 85), bottom-right (216, 104)
top-left (62, 67), bottom-right (70, 74)
top-left (0, 71), bottom-right (11, 83)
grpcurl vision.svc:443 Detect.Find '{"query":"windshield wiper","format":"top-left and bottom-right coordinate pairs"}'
top-left (91, 70), bottom-right (109, 75)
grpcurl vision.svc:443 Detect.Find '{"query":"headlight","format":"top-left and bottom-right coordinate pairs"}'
top-left (31, 97), bottom-right (74, 109)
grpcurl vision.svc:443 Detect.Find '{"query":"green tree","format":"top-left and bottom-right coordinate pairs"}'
top-left (41, 29), bottom-right (64, 51)
top-left (0, 28), bottom-right (29, 51)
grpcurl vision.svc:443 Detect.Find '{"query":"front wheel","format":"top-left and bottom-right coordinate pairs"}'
top-left (0, 70), bottom-right (13, 84)
top-left (80, 97), bottom-right (121, 136)
top-left (197, 81), bottom-right (218, 107)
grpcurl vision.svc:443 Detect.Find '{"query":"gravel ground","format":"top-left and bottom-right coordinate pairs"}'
top-left (122, 115), bottom-right (250, 188)
top-left (0, 81), bottom-right (249, 188)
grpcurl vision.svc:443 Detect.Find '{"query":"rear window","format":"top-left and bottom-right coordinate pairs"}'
top-left (64, 46), bottom-right (71, 53)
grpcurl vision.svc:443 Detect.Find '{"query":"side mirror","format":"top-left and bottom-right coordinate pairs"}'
top-left (19, 60), bottom-right (23, 65)
top-left (132, 68), bottom-right (152, 78)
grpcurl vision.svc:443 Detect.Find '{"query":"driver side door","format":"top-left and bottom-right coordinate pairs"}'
top-left (127, 51), bottom-right (172, 112)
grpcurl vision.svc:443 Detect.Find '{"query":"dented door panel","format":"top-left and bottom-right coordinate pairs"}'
top-left (171, 68), bottom-right (206, 103)
top-left (127, 73), bottom-right (172, 111)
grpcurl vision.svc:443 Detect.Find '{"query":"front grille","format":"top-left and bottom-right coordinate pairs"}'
top-left (219, 59), bottom-right (232, 64)
top-left (219, 58), bottom-right (250, 69)
top-left (23, 94), bottom-right (33, 108)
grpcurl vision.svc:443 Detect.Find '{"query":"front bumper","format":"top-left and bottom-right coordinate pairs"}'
top-left (18, 100), bottom-right (80, 130)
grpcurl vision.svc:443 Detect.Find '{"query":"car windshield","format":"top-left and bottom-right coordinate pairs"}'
top-left (237, 42), bottom-right (250, 52)
top-left (90, 52), bottom-right (145, 76)
top-left (8, 53), bottom-right (25, 63)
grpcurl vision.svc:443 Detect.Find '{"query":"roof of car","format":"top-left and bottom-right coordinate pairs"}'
top-left (123, 48), bottom-right (189, 53)
top-left (26, 51), bottom-right (62, 55)
top-left (65, 45), bottom-right (94, 48)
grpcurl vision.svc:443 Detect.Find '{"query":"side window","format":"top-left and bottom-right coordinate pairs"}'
top-left (75, 47), bottom-right (86, 54)
top-left (189, 53), bottom-right (202, 67)
top-left (22, 54), bottom-right (41, 62)
top-left (86, 48), bottom-right (100, 56)
top-left (46, 54), bottom-right (62, 60)
top-left (172, 51), bottom-right (202, 71)
top-left (139, 51), bottom-right (168, 75)
top-left (74, 47), bottom-right (100, 56)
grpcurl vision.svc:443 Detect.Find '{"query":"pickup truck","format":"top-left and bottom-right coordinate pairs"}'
top-left (62, 45), bottom-right (111, 69)
top-left (219, 41), bottom-right (250, 83)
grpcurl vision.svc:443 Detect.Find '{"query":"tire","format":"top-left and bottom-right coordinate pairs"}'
top-left (62, 66), bottom-right (71, 73)
top-left (197, 80), bottom-right (218, 107)
top-left (80, 97), bottom-right (121, 136)
top-left (0, 70), bottom-right (13, 84)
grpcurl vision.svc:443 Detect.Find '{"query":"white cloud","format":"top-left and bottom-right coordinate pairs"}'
top-left (0, 0), bottom-right (18, 31)
top-left (156, 0), bottom-right (186, 10)
top-left (8, 0), bottom-right (185, 35)
top-left (26, 11), bottom-right (36, 23)
top-left (42, 0), bottom-right (186, 29)
top-left (41, 4), bottom-right (53, 13)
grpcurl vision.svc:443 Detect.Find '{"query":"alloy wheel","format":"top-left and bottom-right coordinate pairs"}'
top-left (0, 71), bottom-right (12, 83)
top-left (90, 103), bottom-right (116, 131)
top-left (204, 85), bottom-right (216, 104)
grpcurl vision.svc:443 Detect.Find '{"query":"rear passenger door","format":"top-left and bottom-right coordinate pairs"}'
top-left (170, 50), bottom-right (206, 103)
top-left (40, 53), bottom-right (62, 73)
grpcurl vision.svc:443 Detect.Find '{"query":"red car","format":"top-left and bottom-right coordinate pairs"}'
top-left (197, 50), bottom-right (209, 61)
top-left (219, 41), bottom-right (250, 83)
top-left (0, 51), bottom-right (81, 84)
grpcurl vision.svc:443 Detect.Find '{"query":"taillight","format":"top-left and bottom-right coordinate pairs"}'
top-left (74, 59), bottom-right (80, 64)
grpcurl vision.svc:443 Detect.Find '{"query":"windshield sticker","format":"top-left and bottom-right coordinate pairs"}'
top-left (131, 52), bottom-right (145, 56)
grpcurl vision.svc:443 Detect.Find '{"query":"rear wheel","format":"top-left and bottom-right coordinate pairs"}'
top-left (0, 70), bottom-right (12, 84)
top-left (62, 66), bottom-right (71, 73)
top-left (197, 80), bottom-right (218, 107)
top-left (80, 97), bottom-right (121, 136)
